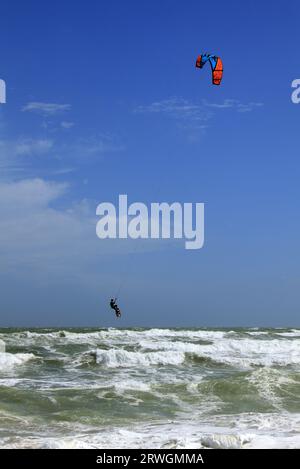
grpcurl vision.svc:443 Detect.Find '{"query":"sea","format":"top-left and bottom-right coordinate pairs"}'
top-left (0, 327), bottom-right (299, 449)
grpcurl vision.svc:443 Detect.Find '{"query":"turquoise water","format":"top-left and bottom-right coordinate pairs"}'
top-left (0, 327), bottom-right (299, 448)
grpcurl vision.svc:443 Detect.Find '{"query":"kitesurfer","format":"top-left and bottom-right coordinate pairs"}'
top-left (110, 298), bottom-right (121, 318)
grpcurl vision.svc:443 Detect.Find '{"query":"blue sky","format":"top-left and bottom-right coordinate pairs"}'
top-left (0, 0), bottom-right (299, 327)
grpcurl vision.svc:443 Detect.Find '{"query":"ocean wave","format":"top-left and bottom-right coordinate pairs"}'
top-left (0, 352), bottom-right (35, 371)
top-left (2, 327), bottom-right (299, 370)
top-left (0, 339), bottom-right (5, 352)
top-left (2, 415), bottom-right (300, 449)
top-left (247, 368), bottom-right (300, 410)
top-left (137, 337), bottom-right (300, 368)
top-left (95, 348), bottom-right (185, 368)
top-left (66, 332), bottom-right (300, 370)
top-left (275, 330), bottom-right (300, 338)
top-left (0, 328), bottom-right (227, 349)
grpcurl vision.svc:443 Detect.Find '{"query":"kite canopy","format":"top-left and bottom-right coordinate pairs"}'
top-left (196, 53), bottom-right (223, 85)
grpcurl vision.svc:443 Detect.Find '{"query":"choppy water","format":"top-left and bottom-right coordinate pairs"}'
top-left (0, 327), bottom-right (299, 449)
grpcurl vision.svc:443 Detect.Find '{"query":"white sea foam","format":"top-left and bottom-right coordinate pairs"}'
top-left (115, 380), bottom-right (151, 392)
top-left (197, 337), bottom-right (300, 367)
top-left (246, 331), bottom-right (270, 336)
top-left (0, 352), bottom-right (35, 371)
top-left (2, 414), bottom-right (300, 449)
top-left (44, 328), bottom-right (300, 369)
top-left (0, 378), bottom-right (24, 387)
top-left (95, 348), bottom-right (185, 367)
top-left (275, 330), bottom-right (300, 338)
top-left (138, 336), bottom-right (300, 368)
top-left (1, 328), bottom-right (226, 345)
top-left (246, 368), bottom-right (297, 411)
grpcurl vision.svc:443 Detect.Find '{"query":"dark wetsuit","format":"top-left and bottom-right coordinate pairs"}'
top-left (110, 299), bottom-right (121, 318)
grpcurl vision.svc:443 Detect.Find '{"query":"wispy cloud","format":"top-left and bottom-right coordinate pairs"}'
top-left (22, 102), bottom-right (71, 115)
top-left (65, 134), bottom-right (125, 158)
top-left (135, 97), bottom-right (264, 140)
top-left (0, 133), bottom-right (123, 177)
top-left (61, 121), bottom-right (75, 129)
top-left (136, 97), bottom-right (263, 119)
top-left (0, 138), bottom-right (54, 174)
top-left (203, 99), bottom-right (264, 112)
top-left (13, 139), bottom-right (54, 156)
top-left (135, 97), bottom-right (212, 122)
top-left (51, 167), bottom-right (76, 175)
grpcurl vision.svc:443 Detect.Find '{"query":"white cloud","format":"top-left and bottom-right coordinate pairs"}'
top-left (0, 179), bottom-right (182, 327)
top-left (135, 97), bottom-right (263, 120)
top-left (0, 178), bottom-right (67, 215)
top-left (22, 102), bottom-right (71, 115)
top-left (0, 133), bottom-right (123, 177)
top-left (64, 134), bottom-right (125, 158)
top-left (52, 167), bottom-right (76, 175)
top-left (0, 179), bottom-right (95, 279)
top-left (203, 99), bottom-right (238, 109)
top-left (0, 179), bottom-right (176, 285)
top-left (0, 138), bottom-right (54, 174)
top-left (61, 121), bottom-right (75, 129)
top-left (236, 102), bottom-right (264, 113)
top-left (135, 97), bottom-right (212, 122)
top-left (14, 139), bottom-right (54, 156)
top-left (0, 138), bottom-right (53, 157)
top-left (135, 97), bottom-right (263, 140)
top-left (203, 99), bottom-right (264, 112)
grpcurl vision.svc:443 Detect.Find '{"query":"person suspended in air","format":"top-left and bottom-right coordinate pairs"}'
top-left (109, 298), bottom-right (121, 318)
